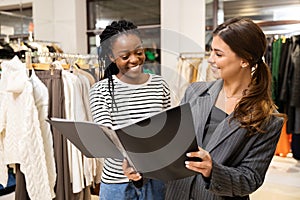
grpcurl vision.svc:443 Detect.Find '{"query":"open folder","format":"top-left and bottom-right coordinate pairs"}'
top-left (47, 103), bottom-right (199, 181)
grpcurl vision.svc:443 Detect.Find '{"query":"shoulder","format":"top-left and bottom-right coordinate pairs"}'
top-left (186, 79), bottom-right (221, 96)
top-left (150, 74), bottom-right (166, 82)
top-left (89, 78), bottom-right (110, 95)
top-left (90, 78), bottom-right (109, 90)
top-left (149, 74), bottom-right (170, 87)
top-left (266, 113), bottom-right (285, 132)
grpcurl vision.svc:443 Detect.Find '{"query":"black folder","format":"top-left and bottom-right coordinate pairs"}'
top-left (47, 103), bottom-right (198, 181)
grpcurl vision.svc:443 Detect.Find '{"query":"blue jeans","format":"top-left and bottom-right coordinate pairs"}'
top-left (99, 179), bottom-right (165, 200)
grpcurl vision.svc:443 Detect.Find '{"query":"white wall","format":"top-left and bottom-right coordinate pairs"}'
top-left (1, 0), bottom-right (205, 92)
top-left (0, 0), bottom-right (87, 54)
top-left (161, 0), bottom-right (206, 105)
top-left (32, 0), bottom-right (87, 54)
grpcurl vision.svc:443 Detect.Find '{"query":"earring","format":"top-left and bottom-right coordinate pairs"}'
top-left (242, 64), bottom-right (247, 68)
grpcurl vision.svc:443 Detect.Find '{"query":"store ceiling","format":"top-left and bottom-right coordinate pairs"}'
top-left (206, 0), bottom-right (300, 34)
top-left (92, 0), bottom-right (300, 34)
top-left (207, 0), bottom-right (300, 20)
top-left (1, 0), bottom-right (300, 34)
top-left (1, 0), bottom-right (300, 22)
top-left (90, 0), bottom-right (300, 27)
top-left (206, 0), bottom-right (300, 25)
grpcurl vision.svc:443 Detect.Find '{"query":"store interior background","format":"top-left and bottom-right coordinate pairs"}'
top-left (1, 0), bottom-right (300, 199)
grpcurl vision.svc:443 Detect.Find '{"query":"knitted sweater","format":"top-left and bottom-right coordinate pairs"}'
top-left (0, 56), bottom-right (55, 200)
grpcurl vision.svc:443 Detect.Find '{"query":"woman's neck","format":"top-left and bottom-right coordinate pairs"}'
top-left (116, 73), bottom-right (150, 85)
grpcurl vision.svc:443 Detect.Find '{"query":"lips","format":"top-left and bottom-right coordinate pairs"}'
top-left (211, 65), bottom-right (220, 71)
top-left (211, 65), bottom-right (219, 69)
top-left (129, 65), bottom-right (141, 71)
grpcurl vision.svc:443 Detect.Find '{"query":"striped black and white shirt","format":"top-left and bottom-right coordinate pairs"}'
top-left (89, 74), bottom-right (171, 183)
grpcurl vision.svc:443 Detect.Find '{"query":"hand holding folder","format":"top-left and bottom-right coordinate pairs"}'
top-left (47, 103), bottom-right (199, 181)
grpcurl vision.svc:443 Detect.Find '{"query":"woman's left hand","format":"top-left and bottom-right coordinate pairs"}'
top-left (122, 159), bottom-right (142, 181)
top-left (185, 146), bottom-right (213, 178)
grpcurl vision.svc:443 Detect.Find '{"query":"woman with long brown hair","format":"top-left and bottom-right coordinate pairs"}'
top-left (165, 17), bottom-right (286, 200)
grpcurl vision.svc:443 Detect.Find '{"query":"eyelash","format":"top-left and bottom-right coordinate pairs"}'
top-left (119, 50), bottom-right (144, 60)
top-left (210, 49), bottom-right (222, 57)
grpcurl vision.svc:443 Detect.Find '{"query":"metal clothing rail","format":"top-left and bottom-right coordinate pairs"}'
top-left (178, 52), bottom-right (209, 59)
top-left (25, 51), bottom-right (99, 73)
top-left (27, 51), bottom-right (98, 60)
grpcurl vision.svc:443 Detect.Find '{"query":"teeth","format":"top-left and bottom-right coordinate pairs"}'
top-left (130, 65), bottom-right (140, 71)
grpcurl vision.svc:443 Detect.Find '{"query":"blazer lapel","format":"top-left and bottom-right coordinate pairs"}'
top-left (188, 80), bottom-right (248, 152)
top-left (205, 114), bottom-right (243, 152)
top-left (192, 95), bottom-right (212, 147)
top-left (190, 80), bottom-right (223, 146)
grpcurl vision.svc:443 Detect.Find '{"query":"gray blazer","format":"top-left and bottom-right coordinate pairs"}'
top-left (165, 80), bottom-right (284, 200)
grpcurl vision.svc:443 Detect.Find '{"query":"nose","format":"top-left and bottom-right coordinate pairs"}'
top-left (207, 52), bottom-right (214, 64)
top-left (129, 54), bottom-right (139, 64)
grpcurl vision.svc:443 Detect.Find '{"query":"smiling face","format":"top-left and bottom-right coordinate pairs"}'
top-left (208, 35), bottom-right (249, 81)
top-left (109, 33), bottom-right (146, 83)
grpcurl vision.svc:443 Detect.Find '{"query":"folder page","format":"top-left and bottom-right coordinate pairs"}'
top-left (48, 103), bottom-right (199, 181)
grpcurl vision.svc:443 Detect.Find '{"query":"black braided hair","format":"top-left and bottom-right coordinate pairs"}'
top-left (99, 20), bottom-right (141, 111)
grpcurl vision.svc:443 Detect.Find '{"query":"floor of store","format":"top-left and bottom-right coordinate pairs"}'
top-left (1, 155), bottom-right (299, 200)
top-left (250, 154), bottom-right (300, 200)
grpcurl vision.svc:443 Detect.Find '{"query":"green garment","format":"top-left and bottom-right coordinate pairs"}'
top-left (271, 38), bottom-right (282, 104)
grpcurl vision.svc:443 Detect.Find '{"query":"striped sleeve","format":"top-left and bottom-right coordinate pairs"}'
top-left (89, 80), bottom-right (112, 127)
top-left (88, 74), bottom-right (172, 183)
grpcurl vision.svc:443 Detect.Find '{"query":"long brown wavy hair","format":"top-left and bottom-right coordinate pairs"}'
top-left (213, 17), bottom-right (287, 134)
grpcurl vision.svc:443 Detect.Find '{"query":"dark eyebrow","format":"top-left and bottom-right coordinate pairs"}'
top-left (212, 47), bottom-right (224, 53)
top-left (116, 44), bottom-right (143, 54)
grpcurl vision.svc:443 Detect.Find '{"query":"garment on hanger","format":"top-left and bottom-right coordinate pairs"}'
top-left (35, 68), bottom-right (73, 200)
top-left (174, 52), bottom-right (213, 105)
top-left (266, 34), bottom-right (300, 160)
top-left (45, 58), bottom-right (101, 199)
top-left (0, 56), bottom-right (55, 200)
top-left (174, 56), bottom-right (202, 105)
top-left (0, 51), bottom-right (102, 199)
top-left (29, 68), bottom-right (57, 197)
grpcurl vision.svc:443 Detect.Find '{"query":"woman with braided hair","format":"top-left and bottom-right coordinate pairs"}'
top-left (89, 20), bottom-right (170, 199)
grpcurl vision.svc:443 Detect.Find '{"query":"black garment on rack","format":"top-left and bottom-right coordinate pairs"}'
top-left (23, 42), bottom-right (38, 52)
top-left (47, 45), bottom-right (57, 53)
top-left (265, 37), bottom-right (273, 68)
top-left (0, 167), bottom-right (16, 196)
top-left (290, 35), bottom-right (300, 108)
top-left (290, 35), bottom-right (300, 160)
top-left (0, 42), bottom-right (15, 59)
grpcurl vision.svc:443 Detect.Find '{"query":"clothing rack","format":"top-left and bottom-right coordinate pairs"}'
top-left (25, 51), bottom-right (98, 71)
top-left (179, 52), bottom-right (209, 59)
top-left (265, 31), bottom-right (300, 38)
top-left (26, 51), bottom-right (98, 60)
top-left (31, 39), bottom-right (60, 44)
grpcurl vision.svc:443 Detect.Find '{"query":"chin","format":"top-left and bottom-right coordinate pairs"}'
top-left (123, 70), bottom-right (141, 79)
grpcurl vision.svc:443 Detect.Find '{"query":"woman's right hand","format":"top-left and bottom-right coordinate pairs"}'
top-left (122, 159), bottom-right (142, 181)
top-left (185, 146), bottom-right (213, 178)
